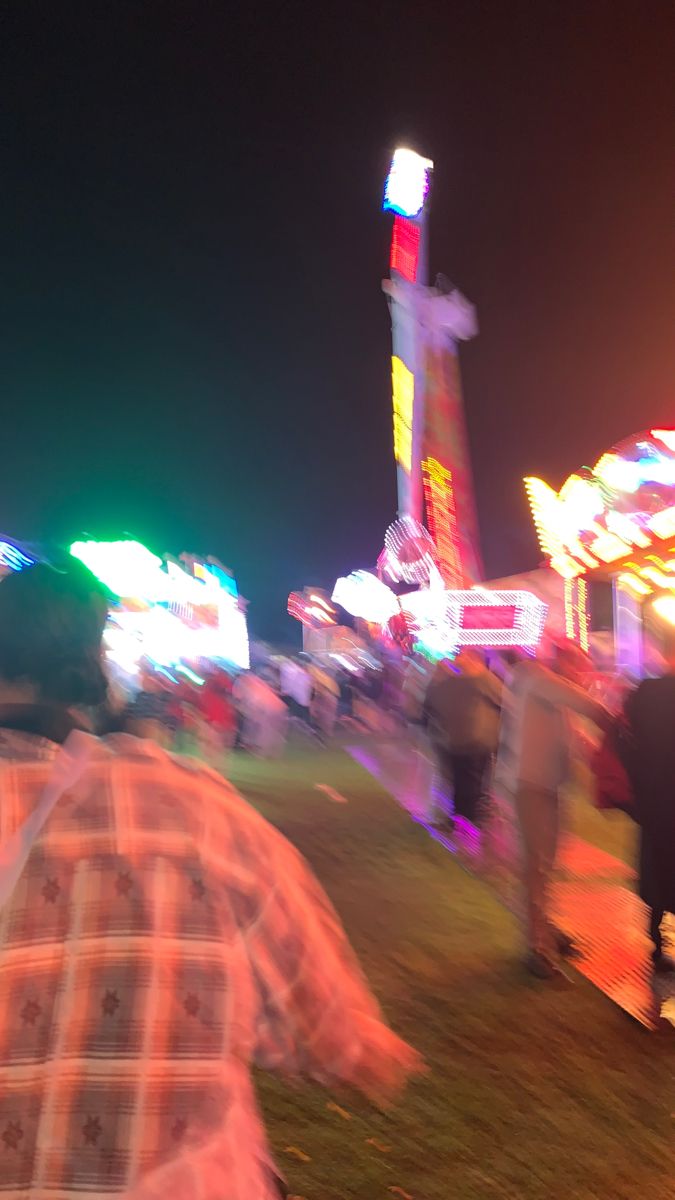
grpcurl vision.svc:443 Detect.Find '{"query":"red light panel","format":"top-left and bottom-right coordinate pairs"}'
top-left (390, 216), bottom-right (420, 283)
top-left (461, 605), bottom-right (517, 631)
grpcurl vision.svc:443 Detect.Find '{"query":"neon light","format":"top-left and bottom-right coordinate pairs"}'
top-left (390, 216), bottom-right (420, 282)
top-left (71, 541), bottom-right (249, 670)
top-left (605, 511), bottom-right (651, 549)
top-left (588, 531), bottom-right (632, 564)
top-left (332, 572), bottom-right (399, 625)
top-left (527, 430), bottom-right (675, 579)
top-left (383, 148), bottom-right (433, 218)
top-left (422, 457), bottom-right (462, 588)
top-left (446, 589), bottom-right (548, 648)
top-left (652, 429), bottom-right (675, 453)
top-left (649, 506), bottom-right (675, 540)
top-left (597, 452), bottom-right (675, 493)
top-left (381, 515), bottom-right (439, 585)
top-left (641, 565), bottom-right (675, 590)
top-left (392, 356), bottom-right (414, 472)
top-left (402, 585), bottom-right (459, 659)
top-left (564, 579), bottom-right (575, 639)
top-left (288, 590), bottom-right (337, 629)
top-left (617, 572), bottom-right (651, 597)
top-left (0, 541), bottom-right (35, 571)
top-left (70, 540), bottom-right (168, 600)
top-left (577, 578), bottom-right (590, 653)
top-left (176, 664), bottom-right (206, 686)
top-left (652, 595), bottom-right (675, 626)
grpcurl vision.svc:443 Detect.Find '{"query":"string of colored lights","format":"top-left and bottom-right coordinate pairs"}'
top-left (577, 577), bottom-right (590, 652)
top-left (564, 578), bottom-right (575, 640)
top-left (422, 456), bottom-right (462, 588)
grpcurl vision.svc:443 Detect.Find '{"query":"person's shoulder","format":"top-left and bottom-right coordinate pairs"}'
top-left (100, 734), bottom-right (279, 837)
top-left (98, 734), bottom-right (242, 804)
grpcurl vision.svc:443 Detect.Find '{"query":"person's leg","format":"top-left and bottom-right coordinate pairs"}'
top-left (452, 754), bottom-right (486, 824)
top-left (450, 755), bottom-right (470, 821)
top-left (514, 785), bottom-right (559, 968)
top-left (429, 746), bottom-right (454, 825)
top-left (539, 790), bottom-right (566, 952)
top-left (474, 753), bottom-right (493, 829)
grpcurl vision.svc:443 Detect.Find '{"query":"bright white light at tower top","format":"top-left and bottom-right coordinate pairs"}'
top-left (383, 148), bottom-right (433, 218)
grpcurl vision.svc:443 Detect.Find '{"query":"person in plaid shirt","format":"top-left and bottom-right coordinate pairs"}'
top-left (0, 562), bottom-right (421, 1199)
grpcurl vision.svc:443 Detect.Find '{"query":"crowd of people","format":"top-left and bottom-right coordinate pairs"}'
top-left (0, 557), bottom-right (672, 1198)
top-left (103, 651), bottom-right (347, 763)
top-left (423, 640), bottom-right (675, 982)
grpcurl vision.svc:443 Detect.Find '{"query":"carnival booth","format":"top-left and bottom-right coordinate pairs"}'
top-left (0, 535), bottom-right (249, 685)
top-left (70, 539), bottom-right (249, 682)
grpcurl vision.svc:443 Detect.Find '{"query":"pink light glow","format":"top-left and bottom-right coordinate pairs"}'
top-left (446, 589), bottom-right (548, 648)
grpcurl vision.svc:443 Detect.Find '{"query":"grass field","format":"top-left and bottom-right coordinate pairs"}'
top-left (229, 745), bottom-right (674, 1200)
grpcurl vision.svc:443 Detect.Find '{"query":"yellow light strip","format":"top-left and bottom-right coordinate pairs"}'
top-left (391, 356), bottom-right (414, 473)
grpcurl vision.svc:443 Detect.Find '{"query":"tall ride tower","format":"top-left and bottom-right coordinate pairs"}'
top-left (382, 148), bottom-right (483, 587)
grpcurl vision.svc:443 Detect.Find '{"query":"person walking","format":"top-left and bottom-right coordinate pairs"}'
top-left (496, 641), bottom-right (607, 980)
top-left (624, 637), bottom-right (675, 974)
top-left (197, 669), bottom-right (236, 767)
top-left (0, 561), bottom-right (421, 1199)
top-left (424, 650), bottom-right (503, 829)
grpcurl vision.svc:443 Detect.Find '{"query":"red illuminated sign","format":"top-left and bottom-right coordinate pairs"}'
top-left (461, 605), bottom-right (517, 631)
top-left (390, 216), bottom-right (420, 283)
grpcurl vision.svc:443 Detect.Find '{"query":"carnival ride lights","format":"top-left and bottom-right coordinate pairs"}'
top-left (379, 516), bottom-right (440, 586)
top-left (319, 149), bottom-right (548, 660)
top-left (652, 595), bottom-right (675, 627)
top-left (332, 571), bottom-right (401, 625)
top-left (445, 590), bottom-right (548, 648)
top-left (525, 428), bottom-right (675, 658)
top-left (390, 217), bottom-right (420, 283)
top-left (287, 590), bottom-right (337, 629)
top-left (71, 539), bottom-right (249, 671)
top-left (0, 541), bottom-right (36, 572)
top-left (422, 457), bottom-right (462, 587)
top-left (383, 148), bottom-right (433, 219)
top-left (330, 567), bottom-right (547, 656)
top-left (391, 356), bottom-right (414, 474)
top-left (526, 429), bottom-right (675, 583)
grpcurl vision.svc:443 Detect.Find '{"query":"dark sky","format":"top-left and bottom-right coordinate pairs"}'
top-left (2, 2), bottom-right (674, 640)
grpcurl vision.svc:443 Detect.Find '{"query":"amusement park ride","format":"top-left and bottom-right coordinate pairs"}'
top-left (291, 147), bottom-right (548, 658)
top-left (290, 147), bottom-right (675, 676)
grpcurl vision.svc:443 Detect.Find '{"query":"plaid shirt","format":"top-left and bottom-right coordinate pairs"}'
top-left (0, 730), bottom-right (396, 1199)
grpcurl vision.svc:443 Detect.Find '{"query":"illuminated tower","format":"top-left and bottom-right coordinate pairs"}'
top-left (382, 148), bottom-right (483, 586)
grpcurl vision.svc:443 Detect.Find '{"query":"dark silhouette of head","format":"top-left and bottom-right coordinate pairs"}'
top-left (0, 559), bottom-right (109, 707)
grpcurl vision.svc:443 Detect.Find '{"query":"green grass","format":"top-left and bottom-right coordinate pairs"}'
top-left (229, 746), bottom-right (674, 1200)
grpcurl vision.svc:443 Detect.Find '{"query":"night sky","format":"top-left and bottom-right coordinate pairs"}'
top-left (2, 3), bottom-right (674, 640)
